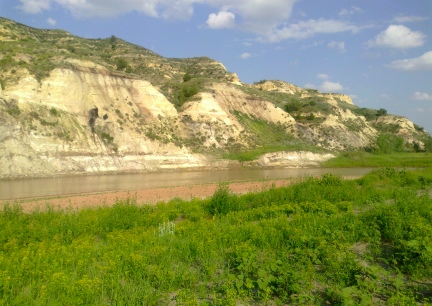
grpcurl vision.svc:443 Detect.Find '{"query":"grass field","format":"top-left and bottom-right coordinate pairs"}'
top-left (1, 167), bottom-right (432, 305)
top-left (322, 152), bottom-right (432, 168)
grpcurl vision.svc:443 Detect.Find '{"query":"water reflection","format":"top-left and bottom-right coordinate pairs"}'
top-left (0, 168), bottom-right (373, 200)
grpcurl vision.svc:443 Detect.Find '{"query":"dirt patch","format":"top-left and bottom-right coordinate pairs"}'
top-left (1, 179), bottom-right (295, 213)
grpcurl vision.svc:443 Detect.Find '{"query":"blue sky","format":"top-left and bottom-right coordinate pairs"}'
top-left (1, 0), bottom-right (432, 133)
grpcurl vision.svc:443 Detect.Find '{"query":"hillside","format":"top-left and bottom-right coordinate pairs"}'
top-left (0, 17), bottom-right (430, 178)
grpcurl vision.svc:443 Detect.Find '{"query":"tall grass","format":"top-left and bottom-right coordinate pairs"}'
top-left (1, 168), bottom-right (432, 304)
top-left (323, 151), bottom-right (432, 168)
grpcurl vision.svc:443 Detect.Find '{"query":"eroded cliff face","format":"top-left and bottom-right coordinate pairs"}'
top-left (0, 61), bottom-right (204, 178)
top-left (0, 60), bottom-right (327, 178)
top-left (1, 17), bottom-right (429, 179)
top-left (0, 58), bottom-right (426, 178)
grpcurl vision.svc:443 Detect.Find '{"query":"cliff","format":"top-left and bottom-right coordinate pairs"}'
top-left (0, 17), bottom-right (429, 178)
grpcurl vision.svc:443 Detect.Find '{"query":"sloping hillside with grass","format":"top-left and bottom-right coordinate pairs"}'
top-left (1, 16), bottom-right (431, 178)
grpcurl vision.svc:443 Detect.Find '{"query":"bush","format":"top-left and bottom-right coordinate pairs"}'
top-left (177, 83), bottom-right (199, 107)
top-left (372, 133), bottom-right (404, 154)
top-left (285, 99), bottom-right (302, 112)
top-left (206, 182), bottom-right (238, 216)
top-left (49, 107), bottom-right (59, 116)
top-left (183, 73), bottom-right (192, 82)
top-left (377, 108), bottom-right (387, 116)
top-left (116, 58), bottom-right (128, 71)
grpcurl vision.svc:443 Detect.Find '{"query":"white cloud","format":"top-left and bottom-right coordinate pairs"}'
top-left (18, 0), bottom-right (51, 14)
top-left (339, 6), bottom-right (362, 17)
top-left (266, 19), bottom-right (361, 43)
top-left (328, 41), bottom-right (345, 53)
top-left (206, 11), bottom-right (235, 29)
top-left (17, 0), bottom-right (296, 31)
top-left (304, 83), bottom-right (316, 89)
top-left (412, 92), bottom-right (432, 101)
top-left (388, 51), bottom-right (432, 71)
top-left (220, 0), bottom-right (296, 34)
top-left (368, 25), bottom-right (426, 49)
top-left (317, 73), bottom-right (329, 80)
top-left (320, 81), bottom-right (343, 92)
top-left (392, 15), bottom-right (427, 23)
top-left (47, 17), bottom-right (56, 25)
top-left (306, 75), bottom-right (345, 92)
top-left (17, 1), bottom-right (370, 43)
top-left (240, 52), bottom-right (251, 59)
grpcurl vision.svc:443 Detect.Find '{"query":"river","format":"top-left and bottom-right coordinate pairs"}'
top-left (0, 168), bottom-right (374, 201)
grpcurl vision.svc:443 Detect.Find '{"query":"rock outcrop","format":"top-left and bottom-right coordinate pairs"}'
top-left (0, 17), bottom-right (429, 178)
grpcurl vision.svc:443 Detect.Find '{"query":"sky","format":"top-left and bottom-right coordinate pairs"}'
top-left (1, 0), bottom-right (432, 134)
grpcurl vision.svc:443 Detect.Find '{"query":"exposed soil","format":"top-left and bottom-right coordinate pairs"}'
top-left (1, 179), bottom-right (296, 213)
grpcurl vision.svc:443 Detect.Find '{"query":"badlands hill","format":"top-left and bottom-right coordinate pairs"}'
top-left (0, 17), bottom-right (430, 178)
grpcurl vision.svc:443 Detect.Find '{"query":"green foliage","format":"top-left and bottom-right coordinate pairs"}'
top-left (49, 107), bottom-right (59, 116)
top-left (0, 168), bottom-right (432, 304)
top-left (377, 108), bottom-right (387, 116)
top-left (424, 135), bottom-right (432, 152)
top-left (324, 152), bottom-right (432, 168)
top-left (351, 107), bottom-right (388, 121)
top-left (284, 99), bottom-right (302, 112)
top-left (306, 113), bottom-right (315, 120)
top-left (99, 131), bottom-right (114, 144)
top-left (414, 124), bottom-right (424, 132)
top-left (115, 58), bottom-right (128, 71)
top-left (183, 73), bottom-right (192, 82)
top-left (6, 104), bottom-right (21, 118)
top-left (223, 111), bottom-right (325, 161)
top-left (205, 182), bottom-right (238, 215)
top-left (372, 133), bottom-right (405, 154)
top-left (176, 82), bottom-right (199, 107)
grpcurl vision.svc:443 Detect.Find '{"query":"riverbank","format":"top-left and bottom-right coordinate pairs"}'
top-left (1, 179), bottom-right (296, 213)
top-left (1, 167), bottom-right (431, 305)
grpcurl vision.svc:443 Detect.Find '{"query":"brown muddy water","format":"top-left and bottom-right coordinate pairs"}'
top-left (0, 168), bottom-right (374, 201)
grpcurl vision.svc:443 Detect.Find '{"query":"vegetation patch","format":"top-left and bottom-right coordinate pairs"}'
top-left (323, 152), bottom-right (432, 168)
top-left (224, 111), bottom-right (325, 161)
top-left (1, 168), bottom-right (431, 304)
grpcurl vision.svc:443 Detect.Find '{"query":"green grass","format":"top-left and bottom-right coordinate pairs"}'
top-left (1, 168), bottom-right (432, 305)
top-left (223, 111), bottom-right (325, 161)
top-left (323, 151), bottom-right (432, 168)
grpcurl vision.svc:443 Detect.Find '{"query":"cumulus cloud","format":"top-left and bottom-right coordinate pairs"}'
top-left (328, 41), bottom-right (345, 53)
top-left (320, 81), bottom-right (343, 92)
top-left (240, 52), bottom-right (251, 59)
top-left (221, 0), bottom-right (296, 34)
top-left (304, 76), bottom-right (344, 93)
top-left (17, 0), bottom-right (296, 30)
top-left (47, 17), bottom-right (56, 25)
top-left (18, 0), bottom-right (51, 14)
top-left (388, 51), bottom-right (432, 71)
top-left (16, 0), bottom-right (374, 44)
top-left (368, 25), bottom-right (426, 49)
top-left (266, 19), bottom-right (361, 43)
top-left (17, 0), bottom-right (369, 43)
top-left (412, 92), bottom-right (432, 101)
top-left (206, 11), bottom-right (235, 29)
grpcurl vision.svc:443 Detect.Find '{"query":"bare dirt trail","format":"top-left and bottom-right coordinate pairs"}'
top-left (1, 179), bottom-right (296, 213)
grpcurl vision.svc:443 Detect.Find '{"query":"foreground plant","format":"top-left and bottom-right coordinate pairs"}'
top-left (0, 167), bottom-right (431, 305)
